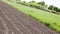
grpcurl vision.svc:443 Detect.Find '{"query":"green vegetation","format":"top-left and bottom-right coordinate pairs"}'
top-left (37, 1), bottom-right (45, 6)
top-left (2, 0), bottom-right (60, 33)
top-left (4, 0), bottom-right (60, 14)
top-left (48, 5), bottom-right (60, 14)
top-left (13, 0), bottom-right (60, 15)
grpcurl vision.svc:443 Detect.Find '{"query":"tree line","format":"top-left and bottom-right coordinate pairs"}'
top-left (48, 5), bottom-right (60, 12)
top-left (8, 0), bottom-right (60, 15)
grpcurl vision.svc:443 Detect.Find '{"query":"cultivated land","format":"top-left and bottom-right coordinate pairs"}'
top-left (2, 0), bottom-right (60, 32)
top-left (0, 1), bottom-right (59, 34)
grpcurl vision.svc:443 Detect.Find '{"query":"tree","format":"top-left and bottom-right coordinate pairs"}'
top-left (53, 6), bottom-right (58, 12)
top-left (31, 1), bottom-right (35, 3)
top-left (48, 5), bottom-right (54, 10)
top-left (38, 1), bottom-right (45, 6)
top-left (29, 0), bottom-right (35, 3)
top-left (57, 8), bottom-right (60, 12)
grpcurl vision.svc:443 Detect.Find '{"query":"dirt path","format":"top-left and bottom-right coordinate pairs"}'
top-left (0, 2), bottom-right (59, 34)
